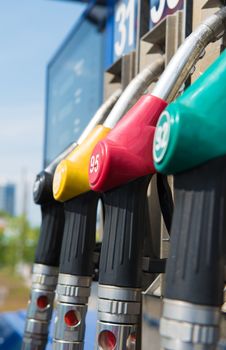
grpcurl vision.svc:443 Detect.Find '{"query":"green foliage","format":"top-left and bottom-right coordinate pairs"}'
top-left (0, 212), bottom-right (39, 270)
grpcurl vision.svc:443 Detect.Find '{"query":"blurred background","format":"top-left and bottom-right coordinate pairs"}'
top-left (1, 2), bottom-right (225, 350)
top-left (0, 0), bottom-right (86, 312)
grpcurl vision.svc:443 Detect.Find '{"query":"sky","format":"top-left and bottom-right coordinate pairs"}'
top-left (0, 0), bottom-right (86, 225)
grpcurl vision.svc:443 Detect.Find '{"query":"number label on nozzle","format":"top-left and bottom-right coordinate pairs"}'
top-left (90, 154), bottom-right (100, 174)
top-left (153, 111), bottom-right (171, 163)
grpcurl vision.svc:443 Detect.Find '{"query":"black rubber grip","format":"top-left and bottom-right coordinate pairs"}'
top-left (35, 202), bottom-right (65, 266)
top-left (59, 191), bottom-right (99, 276)
top-left (165, 156), bottom-right (226, 306)
top-left (99, 175), bottom-right (151, 288)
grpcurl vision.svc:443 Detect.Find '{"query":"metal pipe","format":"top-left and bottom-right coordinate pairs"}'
top-left (45, 142), bottom-right (78, 176)
top-left (103, 7), bottom-right (226, 130)
top-left (45, 88), bottom-right (121, 175)
top-left (152, 7), bottom-right (226, 102)
top-left (104, 57), bottom-right (164, 129)
top-left (78, 88), bottom-right (122, 145)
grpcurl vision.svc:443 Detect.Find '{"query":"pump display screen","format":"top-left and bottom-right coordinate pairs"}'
top-left (44, 17), bottom-right (104, 166)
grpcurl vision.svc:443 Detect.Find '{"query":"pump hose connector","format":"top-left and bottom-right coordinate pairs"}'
top-left (96, 285), bottom-right (141, 350)
top-left (160, 299), bottom-right (221, 350)
top-left (53, 274), bottom-right (92, 350)
top-left (22, 264), bottom-right (58, 350)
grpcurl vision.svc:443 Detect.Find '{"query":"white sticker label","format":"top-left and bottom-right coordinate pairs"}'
top-left (153, 111), bottom-right (171, 163)
top-left (90, 154), bottom-right (100, 174)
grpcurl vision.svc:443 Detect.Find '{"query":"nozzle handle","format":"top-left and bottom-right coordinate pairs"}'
top-left (99, 176), bottom-right (151, 288)
top-left (59, 191), bottom-right (99, 276)
top-left (35, 202), bottom-right (65, 266)
top-left (165, 156), bottom-right (226, 306)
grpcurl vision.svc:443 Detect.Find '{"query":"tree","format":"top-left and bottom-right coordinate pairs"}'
top-left (0, 211), bottom-right (39, 271)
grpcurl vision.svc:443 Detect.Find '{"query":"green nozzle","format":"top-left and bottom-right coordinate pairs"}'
top-left (154, 49), bottom-right (226, 175)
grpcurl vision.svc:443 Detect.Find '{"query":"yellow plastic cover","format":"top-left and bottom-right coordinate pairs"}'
top-left (52, 125), bottom-right (111, 202)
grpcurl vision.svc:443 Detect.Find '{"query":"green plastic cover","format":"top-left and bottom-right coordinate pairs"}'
top-left (153, 49), bottom-right (226, 174)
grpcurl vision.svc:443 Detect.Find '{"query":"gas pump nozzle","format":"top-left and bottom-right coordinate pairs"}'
top-left (87, 7), bottom-right (226, 350)
top-left (22, 89), bottom-right (121, 350)
top-left (22, 143), bottom-right (77, 350)
top-left (51, 61), bottom-right (164, 350)
top-left (154, 49), bottom-right (226, 350)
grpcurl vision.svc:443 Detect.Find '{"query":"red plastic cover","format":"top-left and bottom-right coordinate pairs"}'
top-left (89, 94), bottom-right (167, 192)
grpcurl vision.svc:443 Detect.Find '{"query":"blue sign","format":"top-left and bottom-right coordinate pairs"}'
top-left (150, 0), bottom-right (184, 29)
top-left (44, 16), bottom-right (104, 166)
top-left (113, 0), bottom-right (138, 62)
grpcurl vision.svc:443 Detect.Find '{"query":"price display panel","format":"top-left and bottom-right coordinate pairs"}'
top-left (44, 17), bottom-right (104, 166)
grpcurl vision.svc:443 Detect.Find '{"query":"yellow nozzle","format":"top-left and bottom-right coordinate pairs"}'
top-left (53, 125), bottom-right (111, 202)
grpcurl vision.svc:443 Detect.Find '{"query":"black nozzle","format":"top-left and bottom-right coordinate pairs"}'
top-left (165, 156), bottom-right (226, 307)
top-left (33, 171), bottom-right (54, 205)
top-left (35, 202), bottom-right (65, 266)
top-left (99, 175), bottom-right (151, 288)
top-left (59, 191), bottom-right (99, 276)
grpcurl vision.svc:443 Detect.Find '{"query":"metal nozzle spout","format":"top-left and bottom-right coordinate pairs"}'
top-left (104, 57), bottom-right (165, 129)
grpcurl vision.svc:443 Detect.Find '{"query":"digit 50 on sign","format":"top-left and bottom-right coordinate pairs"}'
top-left (150, 0), bottom-right (184, 28)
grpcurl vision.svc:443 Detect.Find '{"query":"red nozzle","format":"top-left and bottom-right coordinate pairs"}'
top-left (89, 94), bottom-right (167, 192)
